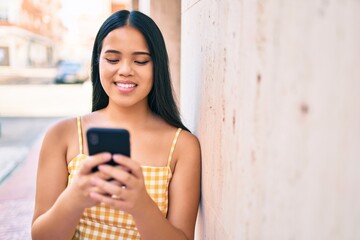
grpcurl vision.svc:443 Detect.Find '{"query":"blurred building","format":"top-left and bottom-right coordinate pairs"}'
top-left (0, 0), bottom-right (132, 69)
top-left (57, 0), bottom-right (129, 69)
top-left (0, 0), bottom-right (65, 68)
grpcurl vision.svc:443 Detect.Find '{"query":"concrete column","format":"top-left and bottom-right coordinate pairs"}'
top-left (138, 0), bottom-right (150, 16)
top-left (137, 0), bottom-right (181, 104)
top-left (151, 0), bottom-right (181, 103)
top-left (130, 0), bottom-right (139, 11)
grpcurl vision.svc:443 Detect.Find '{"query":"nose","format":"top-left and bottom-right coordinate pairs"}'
top-left (117, 60), bottom-right (133, 76)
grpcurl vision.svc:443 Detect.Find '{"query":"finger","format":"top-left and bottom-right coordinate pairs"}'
top-left (117, 164), bottom-right (131, 173)
top-left (98, 164), bottom-right (135, 188)
top-left (79, 152), bottom-right (112, 175)
top-left (89, 182), bottom-right (113, 194)
top-left (112, 155), bottom-right (143, 179)
top-left (96, 170), bottom-right (112, 181)
top-left (90, 192), bottom-right (126, 207)
top-left (91, 177), bottom-right (128, 197)
top-left (109, 179), bottom-right (125, 187)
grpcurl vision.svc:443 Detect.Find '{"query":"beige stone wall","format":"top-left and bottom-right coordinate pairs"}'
top-left (181, 0), bottom-right (360, 239)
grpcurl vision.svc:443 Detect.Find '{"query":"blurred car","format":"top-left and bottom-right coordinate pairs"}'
top-left (54, 61), bottom-right (89, 84)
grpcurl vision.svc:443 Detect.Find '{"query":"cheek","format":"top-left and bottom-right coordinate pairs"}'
top-left (145, 64), bottom-right (154, 84)
top-left (145, 72), bottom-right (154, 92)
top-left (99, 61), bottom-right (107, 79)
top-left (99, 61), bottom-right (117, 82)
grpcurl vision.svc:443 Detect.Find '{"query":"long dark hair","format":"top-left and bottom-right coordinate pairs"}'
top-left (91, 10), bottom-right (189, 132)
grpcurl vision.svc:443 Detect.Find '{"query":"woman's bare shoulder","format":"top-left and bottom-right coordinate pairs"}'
top-left (177, 130), bottom-right (201, 153)
top-left (44, 117), bottom-right (77, 139)
top-left (171, 129), bottom-right (201, 169)
top-left (40, 117), bottom-right (79, 153)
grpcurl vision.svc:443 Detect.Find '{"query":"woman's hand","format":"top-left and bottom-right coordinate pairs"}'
top-left (89, 154), bottom-right (152, 215)
top-left (68, 152), bottom-right (113, 209)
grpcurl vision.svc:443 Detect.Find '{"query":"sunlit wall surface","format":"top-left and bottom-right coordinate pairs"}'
top-left (181, 1), bottom-right (360, 239)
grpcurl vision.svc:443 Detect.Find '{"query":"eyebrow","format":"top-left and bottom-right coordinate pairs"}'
top-left (104, 49), bottom-right (150, 56)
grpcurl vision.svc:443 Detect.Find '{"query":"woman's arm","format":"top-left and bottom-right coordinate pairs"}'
top-left (90, 130), bottom-right (201, 240)
top-left (164, 131), bottom-right (201, 239)
top-left (31, 120), bottom-right (82, 240)
top-left (31, 120), bottom-right (112, 240)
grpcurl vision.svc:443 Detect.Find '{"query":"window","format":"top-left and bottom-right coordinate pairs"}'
top-left (0, 10), bottom-right (8, 21)
top-left (0, 47), bottom-right (9, 66)
top-left (0, 1), bottom-right (9, 22)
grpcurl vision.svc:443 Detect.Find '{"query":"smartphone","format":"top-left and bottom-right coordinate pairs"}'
top-left (86, 127), bottom-right (130, 172)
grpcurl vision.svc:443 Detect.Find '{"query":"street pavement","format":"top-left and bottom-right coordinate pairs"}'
top-left (0, 117), bottom-right (62, 239)
top-left (0, 77), bottom-right (92, 239)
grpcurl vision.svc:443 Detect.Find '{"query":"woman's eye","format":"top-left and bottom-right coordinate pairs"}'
top-left (134, 60), bottom-right (150, 65)
top-left (105, 58), bottom-right (119, 64)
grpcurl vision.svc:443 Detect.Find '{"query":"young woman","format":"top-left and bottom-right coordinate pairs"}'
top-left (31, 10), bottom-right (201, 240)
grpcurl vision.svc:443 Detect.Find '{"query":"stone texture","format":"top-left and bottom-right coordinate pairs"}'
top-left (181, 0), bottom-right (360, 239)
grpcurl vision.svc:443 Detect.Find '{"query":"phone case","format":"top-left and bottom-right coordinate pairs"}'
top-left (87, 127), bottom-right (130, 171)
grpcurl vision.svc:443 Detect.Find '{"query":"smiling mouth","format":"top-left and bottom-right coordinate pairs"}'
top-left (115, 82), bottom-right (137, 88)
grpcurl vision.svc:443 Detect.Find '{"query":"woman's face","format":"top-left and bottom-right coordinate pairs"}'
top-left (99, 26), bottom-right (153, 109)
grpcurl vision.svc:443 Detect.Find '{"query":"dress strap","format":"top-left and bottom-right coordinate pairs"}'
top-left (167, 128), bottom-right (182, 167)
top-left (77, 116), bottom-right (84, 155)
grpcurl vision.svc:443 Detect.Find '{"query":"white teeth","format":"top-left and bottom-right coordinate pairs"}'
top-left (116, 83), bottom-right (136, 88)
